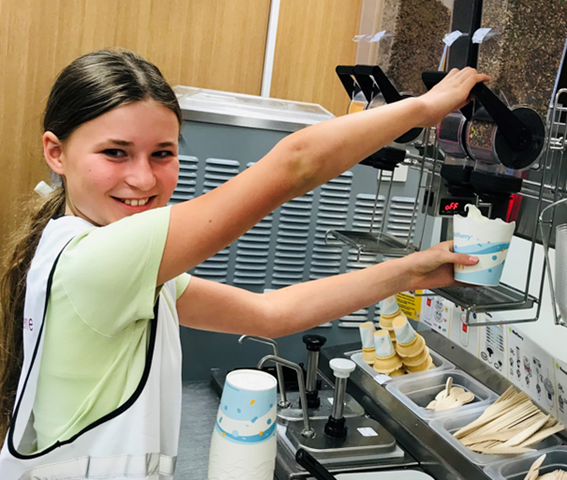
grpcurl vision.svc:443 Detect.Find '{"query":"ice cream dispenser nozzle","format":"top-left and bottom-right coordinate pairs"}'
top-left (302, 334), bottom-right (327, 409)
top-left (239, 335), bottom-right (290, 408)
top-left (324, 358), bottom-right (356, 439)
top-left (257, 354), bottom-right (315, 438)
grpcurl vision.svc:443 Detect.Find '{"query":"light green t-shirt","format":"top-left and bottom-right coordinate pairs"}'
top-left (33, 206), bottom-right (191, 451)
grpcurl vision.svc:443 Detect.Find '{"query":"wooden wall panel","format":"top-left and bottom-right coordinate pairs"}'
top-left (270, 0), bottom-right (363, 116)
top-left (0, 0), bottom-right (270, 244)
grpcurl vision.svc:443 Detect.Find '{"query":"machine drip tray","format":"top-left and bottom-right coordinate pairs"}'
top-left (432, 283), bottom-right (537, 314)
top-left (277, 391), bottom-right (365, 425)
top-left (284, 417), bottom-right (402, 466)
top-left (327, 230), bottom-right (418, 256)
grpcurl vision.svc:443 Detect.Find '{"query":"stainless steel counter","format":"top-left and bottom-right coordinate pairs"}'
top-left (318, 330), bottom-right (566, 480)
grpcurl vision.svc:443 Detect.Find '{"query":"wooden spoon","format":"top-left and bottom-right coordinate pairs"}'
top-left (523, 454), bottom-right (546, 480)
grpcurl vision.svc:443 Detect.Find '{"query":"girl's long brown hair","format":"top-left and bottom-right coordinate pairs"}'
top-left (0, 48), bottom-right (181, 442)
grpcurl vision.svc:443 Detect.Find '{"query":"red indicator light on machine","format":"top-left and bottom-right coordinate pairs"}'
top-left (444, 202), bottom-right (460, 211)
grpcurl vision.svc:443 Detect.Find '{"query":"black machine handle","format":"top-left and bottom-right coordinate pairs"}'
top-left (421, 71), bottom-right (532, 152)
top-left (295, 448), bottom-right (337, 480)
top-left (352, 65), bottom-right (379, 103)
top-left (335, 65), bottom-right (359, 99)
top-left (354, 64), bottom-right (403, 104)
top-left (302, 334), bottom-right (327, 352)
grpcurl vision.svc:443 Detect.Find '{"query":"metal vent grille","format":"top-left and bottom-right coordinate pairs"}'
top-left (234, 163), bottom-right (272, 286)
top-left (310, 172), bottom-right (353, 280)
top-left (193, 158), bottom-right (240, 283)
top-left (273, 193), bottom-right (314, 287)
top-left (352, 193), bottom-right (385, 232)
top-left (170, 155), bottom-right (198, 204)
top-left (387, 196), bottom-right (418, 240)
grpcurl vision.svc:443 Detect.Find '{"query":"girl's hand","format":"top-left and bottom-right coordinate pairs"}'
top-left (403, 241), bottom-right (478, 291)
top-left (417, 68), bottom-right (491, 128)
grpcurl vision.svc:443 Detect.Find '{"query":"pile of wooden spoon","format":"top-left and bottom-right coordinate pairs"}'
top-left (523, 454), bottom-right (567, 480)
top-left (454, 387), bottom-right (565, 455)
top-left (425, 377), bottom-right (475, 412)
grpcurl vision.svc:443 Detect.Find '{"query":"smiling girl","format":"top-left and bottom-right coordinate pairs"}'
top-left (0, 49), bottom-right (485, 479)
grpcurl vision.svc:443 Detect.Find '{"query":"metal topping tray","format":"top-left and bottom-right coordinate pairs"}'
top-left (429, 407), bottom-right (562, 466)
top-left (386, 370), bottom-right (498, 422)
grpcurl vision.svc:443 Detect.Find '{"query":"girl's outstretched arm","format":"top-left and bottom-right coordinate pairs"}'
top-left (158, 68), bottom-right (489, 285)
top-left (176, 241), bottom-right (478, 337)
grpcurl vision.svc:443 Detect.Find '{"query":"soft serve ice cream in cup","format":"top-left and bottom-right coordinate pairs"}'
top-left (453, 204), bottom-right (516, 286)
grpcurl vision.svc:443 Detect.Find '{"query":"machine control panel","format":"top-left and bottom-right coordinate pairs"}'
top-left (438, 198), bottom-right (491, 217)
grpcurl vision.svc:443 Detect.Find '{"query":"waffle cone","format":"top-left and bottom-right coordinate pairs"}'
top-left (378, 309), bottom-right (400, 329)
top-left (405, 355), bottom-right (433, 373)
top-left (396, 334), bottom-right (425, 358)
top-left (373, 352), bottom-right (403, 374)
top-left (401, 346), bottom-right (430, 367)
top-left (362, 347), bottom-right (375, 365)
top-left (388, 367), bottom-right (405, 377)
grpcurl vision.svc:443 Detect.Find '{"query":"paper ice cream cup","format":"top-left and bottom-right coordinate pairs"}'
top-left (359, 322), bottom-right (376, 349)
top-left (374, 330), bottom-right (395, 358)
top-left (392, 316), bottom-right (416, 345)
top-left (453, 204), bottom-right (515, 286)
top-left (208, 370), bottom-right (277, 480)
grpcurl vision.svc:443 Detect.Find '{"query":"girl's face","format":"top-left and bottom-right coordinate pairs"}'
top-left (45, 100), bottom-right (180, 226)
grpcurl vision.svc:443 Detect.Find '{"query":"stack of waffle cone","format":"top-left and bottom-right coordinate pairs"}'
top-left (359, 321), bottom-right (376, 365)
top-left (373, 330), bottom-right (404, 376)
top-left (393, 316), bottom-right (434, 372)
top-left (379, 295), bottom-right (403, 345)
top-left (378, 310), bottom-right (398, 345)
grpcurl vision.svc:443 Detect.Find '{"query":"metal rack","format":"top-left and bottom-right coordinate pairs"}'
top-left (325, 131), bottom-right (436, 260)
top-left (539, 89), bottom-right (567, 329)
top-left (422, 91), bottom-right (567, 326)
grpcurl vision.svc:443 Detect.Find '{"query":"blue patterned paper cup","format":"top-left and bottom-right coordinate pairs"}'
top-left (208, 370), bottom-right (277, 480)
top-left (453, 205), bottom-right (516, 286)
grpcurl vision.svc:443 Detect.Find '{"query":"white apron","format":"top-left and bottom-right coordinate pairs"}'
top-left (0, 216), bottom-right (182, 480)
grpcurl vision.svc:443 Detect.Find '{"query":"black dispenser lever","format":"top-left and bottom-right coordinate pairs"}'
top-left (354, 64), bottom-right (403, 103)
top-left (335, 65), bottom-right (359, 99)
top-left (421, 71), bottom-right (531, 152)
top-left (352, 65), bottom-right (381, 104)
top-left (422, 70), bottom-right (544, 171)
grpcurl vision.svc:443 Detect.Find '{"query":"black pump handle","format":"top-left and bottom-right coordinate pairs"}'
top-left (335, 65), bottom-right (359, 99)
top-left (302, 334), bottom-right (327, 352)
top-left (295, 449), bottom-right (337, 480)
top-left (422, 71), bottom-right (532, 152)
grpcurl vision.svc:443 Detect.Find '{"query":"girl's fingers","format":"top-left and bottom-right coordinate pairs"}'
top-left (452, 253), bottom-right (479, 266)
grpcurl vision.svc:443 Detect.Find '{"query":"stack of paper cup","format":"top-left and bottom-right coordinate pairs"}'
top-left (379, 295), bottom-right (402, 344)
top-left (393, 316), bottom-right (433, 372)
top-left (359, 321), bottom-right (376, 365)
top-left (208, 370), bottom-right (277, 480)
top-left (373, 330), bottom-right (404, 376)
top-left (453, 204), bottom-right (516, 286)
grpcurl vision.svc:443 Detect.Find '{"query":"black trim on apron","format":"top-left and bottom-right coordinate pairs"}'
top-left (8, 241), bottom-right (160, 460)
